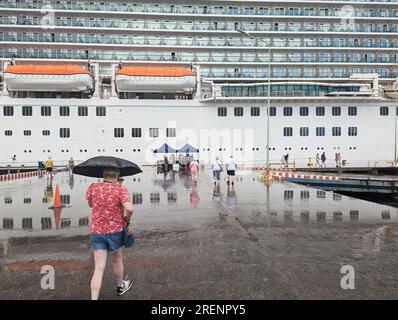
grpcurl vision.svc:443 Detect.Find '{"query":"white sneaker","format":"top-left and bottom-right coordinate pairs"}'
top-left (116, 278), bottom-right (132, 295)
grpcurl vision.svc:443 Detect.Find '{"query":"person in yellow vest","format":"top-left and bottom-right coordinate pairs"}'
top-left (45, 156), bottom-right (54, 176)
top-left (308, 157), bottom-right (313, 168)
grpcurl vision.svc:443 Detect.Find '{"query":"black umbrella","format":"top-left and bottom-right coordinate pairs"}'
top-left (73, 156), bottom-right (142, 178)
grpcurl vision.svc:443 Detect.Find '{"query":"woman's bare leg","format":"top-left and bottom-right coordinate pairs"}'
top-left (112, 248), bottom-right (124, 287)
top-left (91, 249), bottom-right (108, 300)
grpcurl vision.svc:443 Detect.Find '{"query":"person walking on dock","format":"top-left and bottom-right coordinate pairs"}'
top-left (321, 152), bottom-right (327, 168)
top-left (335, 153), bottom-right (339, 168)
top-left (45, 156), bottom-right (54, 178)
top-left (68, 157), bottom-right (75, 175)
top-left (337, 153), bottom-right (342, 167)
top-left (86, 168), bottom-right (133, 300)
top-left (284, 153), bottom-right (289, 167)
top-left (189, 159), bottom-right (199, 185)
top-left (226, 155), bottom-right (237, 186)
top-left (315, 153), bottom-right (320, 168)
top-left (212, 156), bottom-right (223, 185)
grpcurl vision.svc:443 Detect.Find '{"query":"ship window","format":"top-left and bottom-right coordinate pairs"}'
top-left (299, 107), bottom-right (308, 116)
top-left (283, 107), bottom-right (293, 116)
top-left (114, 128), bottom-right (124, 138)
top-left (283, 127), bottom-right (293, 137)
top-left (41, 106), bottom-right (51, 116)
top-left (3, 218), bottom-right (13, 230)
top-left (300, 127), bottom-right (309, 136)
top-left (96, 106), bottom-right (106, 117)
top-left (316, 106), bottom-right (325, 116)
top-left (23, 130), bottom-right (31, 136)
top-left (316, 127), bottom-right (325, 136)
top-left (4, 130), bottom-right (12, 136)
top-left (42, 130), bottom-right (50, 136)
top-left (131, 128), bottom-right (142, 138)
top-left (217, 107), bottom-right (227, 117)
top-left (60, 128), bottom-right (70, 138)
top-left (332, 127), bottom-right (341, 136)
top-left (380, 106), bottom-right (389, 116)
top-left (78, 106), bottom-right (88, 116)
top-left (149, 128), bottom-right (159, 138)
top-left (269, 107), bottom-right (276, 116)
top-left (3, 106), bottom-right (14, 116)
top-left (251, 107), bottom-right (260, 117)
top-left (132, 193), bottom-right (143, 205)
top-left (59, 106), bottom-right (70, 116)
top-left (332, 106), bottom-right (341, 116)
top-left (22, 106), bottom-right (33, 116)
top-left (348, 106), bottom-right (357, 116)
top-left (234, 107), bottom-right (243, 117)
top-left (22, 218), bottom-right (33, 230)
top-left (348, 127), bottom-right (358, 136)
top-left (166, 128), bottom-right (176, 137)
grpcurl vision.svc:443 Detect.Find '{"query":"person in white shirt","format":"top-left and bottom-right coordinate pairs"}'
top-left (212, 156), bottom-right (223, 184)
top-left (226, 156), bottom-right (237, 185)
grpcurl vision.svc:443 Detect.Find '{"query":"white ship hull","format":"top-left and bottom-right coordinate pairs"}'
top-left (0, 96), bottom-right (395, 168)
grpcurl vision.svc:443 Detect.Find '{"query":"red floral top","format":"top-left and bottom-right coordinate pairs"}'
top-left (86, 182), bottom-right (131, 234)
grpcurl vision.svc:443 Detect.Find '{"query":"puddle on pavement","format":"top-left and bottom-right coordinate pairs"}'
top-left (0, 168), bottom-right (397, 239)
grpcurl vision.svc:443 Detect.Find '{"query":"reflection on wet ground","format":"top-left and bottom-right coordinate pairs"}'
top-left (1, 168), bottom-right (398, 299)
top-left (0, 168), bottom-right (397, 235)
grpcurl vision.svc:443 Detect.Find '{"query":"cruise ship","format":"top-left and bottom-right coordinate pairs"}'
top-left (1, 0), bottom-right (398, 168)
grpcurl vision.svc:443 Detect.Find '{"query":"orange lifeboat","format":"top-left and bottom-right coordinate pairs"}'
top-left (4, 65), bottom-right (94, 92)
top-left (115, 67), bottom-right (196, 93)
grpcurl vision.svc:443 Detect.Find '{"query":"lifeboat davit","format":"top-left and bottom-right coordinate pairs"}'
top-left (115, 67), bottom-right (196, 93)
top-left (4, 65), bottom-right (94, 92)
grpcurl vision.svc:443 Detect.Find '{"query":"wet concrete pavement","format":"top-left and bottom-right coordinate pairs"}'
top-left (0, 168), bottom-right (398, 299)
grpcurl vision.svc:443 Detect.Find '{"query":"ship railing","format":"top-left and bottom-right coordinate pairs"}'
top-left (289, 158), bottom-right (398, 169)
top-left (0, 160), bottom-right (84, 169)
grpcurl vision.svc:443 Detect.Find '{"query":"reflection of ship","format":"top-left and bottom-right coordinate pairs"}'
top-left (153, 171), bottom-right (176, 191)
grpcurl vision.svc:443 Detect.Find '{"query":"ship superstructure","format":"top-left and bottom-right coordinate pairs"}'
top-left (0, 1), bottom-right (398, 167)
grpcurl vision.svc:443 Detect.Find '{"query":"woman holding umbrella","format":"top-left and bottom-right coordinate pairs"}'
top-left (74, 156), bottom-right (142, 300)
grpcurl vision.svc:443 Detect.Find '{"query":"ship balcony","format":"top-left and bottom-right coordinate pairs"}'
top-left (1, 33), bottom-right (398, 50)
top-left (1, 1), bottom-right (398, 18)
top-left (2, 17), bottom-right (398, 34)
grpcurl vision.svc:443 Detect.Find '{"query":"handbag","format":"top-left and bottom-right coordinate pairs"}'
top-left (118, 185), bottom-right (135, 248)
top-left (123, 226), bottom-right (135, 248)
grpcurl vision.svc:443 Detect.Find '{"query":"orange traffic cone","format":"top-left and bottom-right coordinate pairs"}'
top-left (53, 184), bottom-right (63, 208)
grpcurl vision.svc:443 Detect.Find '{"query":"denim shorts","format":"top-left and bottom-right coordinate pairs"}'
top-left (91, 229), bottom-right (124, 253)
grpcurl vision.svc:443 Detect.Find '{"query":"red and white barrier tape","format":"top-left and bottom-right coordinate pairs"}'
top-left (0, 167), bottom-right (67, 183)
top-left (270, 171), bottom-right (342, 181)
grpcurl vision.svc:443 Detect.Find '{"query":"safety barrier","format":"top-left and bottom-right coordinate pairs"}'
top-left (0, 167), bottom-right (68, 183)
top-left (237, 162), bottom-right (297, 172)
top-left (269, 171), bottom-right (342, 181)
